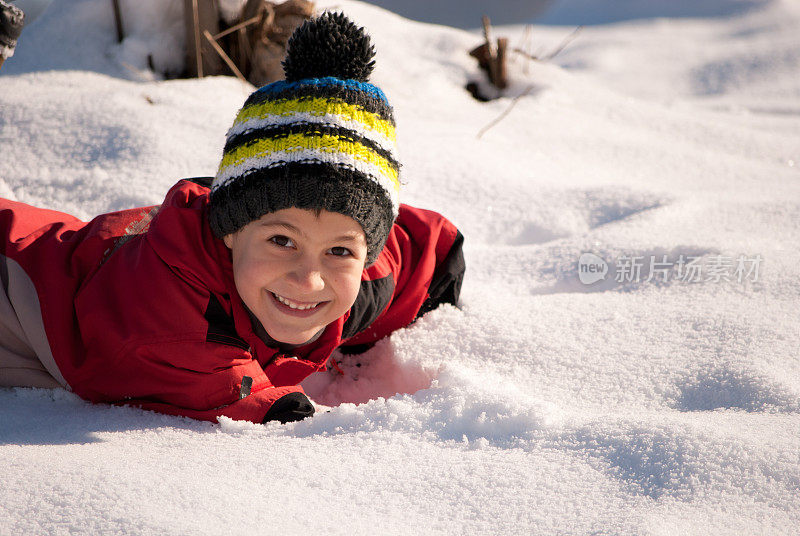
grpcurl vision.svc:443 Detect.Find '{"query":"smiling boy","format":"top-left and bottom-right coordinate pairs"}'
top-left (225, 208), bottom-right (368, 347)
top-left (0, 13), bottom-right (464, 424)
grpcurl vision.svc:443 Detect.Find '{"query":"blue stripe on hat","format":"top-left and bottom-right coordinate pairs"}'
top-left (254, 76), bottom-right (390, 103)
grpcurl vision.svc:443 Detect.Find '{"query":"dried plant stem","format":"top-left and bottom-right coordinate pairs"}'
top-left (204, 30), bottom-right (247, 83)
top-left (192, 0), bottom-right (203, 77)
top-left (212, 15), bottom-right (261, 40)
top-left (521, 25), bottom-right (532, 75)
top-left (482, 15), bottom-right (501, 87)
top-left (514, 26), bottom-right (583, 63)
top-left (544, 25), bottom-right (582, 61)
top-left (477, 85), bottom-right (535, 139)
top-left (112, 0), bottom-right (124, 43)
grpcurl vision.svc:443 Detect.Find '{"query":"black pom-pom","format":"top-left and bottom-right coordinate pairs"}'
top-left (282, 12), bottom-right (376, 82)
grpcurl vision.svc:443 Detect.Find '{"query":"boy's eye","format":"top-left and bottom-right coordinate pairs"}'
top-left (269, 235), bottom-right (294, 248)
top-left (328, 246), bottom-right (352, 257)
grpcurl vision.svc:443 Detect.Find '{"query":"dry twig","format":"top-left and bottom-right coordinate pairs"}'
top-left (470, 15), bottom-right (508, 90)
top-left (191, 0), bottom-right (203, 77)
top-left (112, 0), bottom-right (124, 43)
top-left (204, 29), bottom-right (248, 83)
top-left (476, 85), bottom-right (535, 139)
top-left (513, 26), bottom-right (582, 63)
top-left (519, 25), bottom-right (532, 75)
top-left (212, 15), bottom-right (261, 41)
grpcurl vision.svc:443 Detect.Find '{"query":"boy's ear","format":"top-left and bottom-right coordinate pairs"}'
top-left (223, 233), bottom-right (234, 249)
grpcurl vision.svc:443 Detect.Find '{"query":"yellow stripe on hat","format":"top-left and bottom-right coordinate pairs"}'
top-left (233, 98), bottom-right (397, 144)
top-left (218, 132), bottom-right (400, 192)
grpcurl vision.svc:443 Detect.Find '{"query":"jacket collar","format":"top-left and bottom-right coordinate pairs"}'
top-left (146, 179), bottom-right (345, 366)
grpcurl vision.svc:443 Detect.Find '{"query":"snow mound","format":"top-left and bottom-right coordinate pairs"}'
top-left (5, 0), bottom-right (185, 78)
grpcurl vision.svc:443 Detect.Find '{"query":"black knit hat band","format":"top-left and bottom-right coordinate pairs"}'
top-left (208, 162), bottom-right (394, 265)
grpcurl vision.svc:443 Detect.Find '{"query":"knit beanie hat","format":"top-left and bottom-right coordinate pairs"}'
top-left (208, 12), bottom-right (400, 265)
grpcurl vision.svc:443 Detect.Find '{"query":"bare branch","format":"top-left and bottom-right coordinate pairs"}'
top-left (477, 85), bottom-right (535, 139)
top-left (543, 25), bottom-right (582, 61)
top-left (112, 0), bottom-right (125, 43)
top-left (482, 16), bottom-right (496, 53)
top-left (521, 25), bottom-right (532, 75)
top-left (204, 30), bottom-right (248, 83)
top-left (212, 15), bottom-right (261, 41)
top-left (191, 0), bottom-right (203, 77)
top-left (512, 26), bottom-right (582, 64)
top-left (512, 47), bottom-right (541, 62)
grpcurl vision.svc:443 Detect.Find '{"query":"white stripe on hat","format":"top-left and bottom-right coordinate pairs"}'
top-left (213, 149), bottom-right (400, 217)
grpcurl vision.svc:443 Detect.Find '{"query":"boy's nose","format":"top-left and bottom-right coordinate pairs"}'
top-left (288, 260), bottom-right (325, 292)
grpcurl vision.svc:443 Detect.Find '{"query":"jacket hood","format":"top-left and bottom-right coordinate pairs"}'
top-left (146, 179), bottom-right (234, 297)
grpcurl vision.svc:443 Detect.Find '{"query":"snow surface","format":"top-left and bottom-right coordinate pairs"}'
top-left (1, 0), bottom-right (800, 534)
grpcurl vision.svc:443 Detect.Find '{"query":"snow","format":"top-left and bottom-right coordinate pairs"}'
top-left (536, 0), bottom-right (771, 25)
top-left (2, 0), bottom-right (800, 534)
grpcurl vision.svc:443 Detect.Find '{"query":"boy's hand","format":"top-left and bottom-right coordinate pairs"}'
top-left (263, 392), bottom-right (315, 424)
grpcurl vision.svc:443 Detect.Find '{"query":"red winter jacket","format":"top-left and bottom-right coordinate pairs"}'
top-left (0, 178), bottom-right (464, 423)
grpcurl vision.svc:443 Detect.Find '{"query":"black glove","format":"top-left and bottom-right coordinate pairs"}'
top-left (263, 392), bottom-right (315, 424)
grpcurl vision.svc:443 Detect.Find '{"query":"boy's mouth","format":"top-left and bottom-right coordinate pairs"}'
top-left (270, 291), bottom-right (325, 314)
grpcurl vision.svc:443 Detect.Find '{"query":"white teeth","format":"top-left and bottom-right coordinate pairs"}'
top-left (273, 293), bottom-right (319, 310)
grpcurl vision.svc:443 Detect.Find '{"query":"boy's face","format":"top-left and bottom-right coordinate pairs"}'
top-left (224, 208), bottom-right (367, 346)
